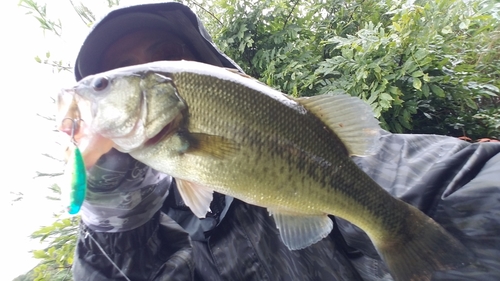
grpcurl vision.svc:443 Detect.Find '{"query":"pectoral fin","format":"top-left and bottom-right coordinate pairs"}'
top-left (184, 132), bottom-right (239, 159)
top-left (176, 179), bottom-right (214, 218)
top-left (268, 209), bottom-right (333, 250)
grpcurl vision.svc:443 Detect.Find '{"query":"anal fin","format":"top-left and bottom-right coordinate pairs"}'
top-left (269, 209), bottom-right (333, 250)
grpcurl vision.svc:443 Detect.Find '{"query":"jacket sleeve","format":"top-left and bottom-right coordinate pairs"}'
top-left (72, 211), bottom-right (195, 281)
top-left (342, 133), bottom-right (500, 280)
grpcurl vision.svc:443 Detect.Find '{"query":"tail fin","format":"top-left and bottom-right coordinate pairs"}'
top-left (376, 206), bottom-right (474, 281)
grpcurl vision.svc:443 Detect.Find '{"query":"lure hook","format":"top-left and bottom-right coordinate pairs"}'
top-left (62, 117), bottom-right (81, 144)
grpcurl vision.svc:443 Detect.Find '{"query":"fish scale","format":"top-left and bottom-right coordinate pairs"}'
top-left (63, 60), bottom-right (474, 281)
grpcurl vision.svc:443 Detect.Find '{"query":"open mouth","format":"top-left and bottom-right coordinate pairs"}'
top-left (58, 111), bottom-right (114, 169)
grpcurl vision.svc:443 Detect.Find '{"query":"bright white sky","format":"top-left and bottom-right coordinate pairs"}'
top-left (1, 1), bottom-right (163, 279)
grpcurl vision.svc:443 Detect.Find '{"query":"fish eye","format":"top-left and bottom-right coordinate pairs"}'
top-left (92, 76), bottom-right (109, 91)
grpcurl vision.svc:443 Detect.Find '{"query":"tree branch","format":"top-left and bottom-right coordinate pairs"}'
top-left (34, 172), bottom-right (63, 178)
top-left (187, 0), bottom-right (223, 26)
top-left (283, 0), bottom-right (300, 30)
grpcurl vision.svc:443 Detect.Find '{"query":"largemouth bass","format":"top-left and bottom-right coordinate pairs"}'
top-left (58, 60), bottom-right (472, 281)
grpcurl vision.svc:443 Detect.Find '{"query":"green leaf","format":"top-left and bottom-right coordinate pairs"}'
top-left (406, 101), bottom-right (418, 114)
top-left (413, 77), bottom-right (422, 90)
top-left (464, 98), bottom-right (478, 109)
top-left (393, 22), bottom-right (401, 32)
top-left (430, 84), bottom-right (445, 97)
top-left (367, 93), bottom-right (378, 104)
top-left (422, 73), bottom-right (430, 82)
top-left (459, 19), bottom-right (470, 30)
top-left (422, 83), bottom-right (430, 97)
top-left (388, 86), bottom-right (400, 95)
top-left (441, 25), bottom-right (453, 34)
top-left (411, 71), bottom-right (424, 77)
top-left (398, 115), bottom-right (412, 130)
top-left (394, 122), bottom-right (403, 133)
top-left (379, 98), bottom-right (392, 109)
top-left (33, 250), bottom-right (49, 259)
top-left (335, 90), bottom-right (351, 97)
top-left (380, 93), bottom-right (394, 101)
top-left (373, 105), bottom-right (382, 118)
top-left (402, 59), bottom-right (415, 74)
top-left (35, 56), bottom-right (41, 63)
top-left (413, 49), bottom-right (427, 61)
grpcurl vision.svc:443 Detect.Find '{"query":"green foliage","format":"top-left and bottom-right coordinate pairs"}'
top-left (20, 0), bottom-right (102, 73)
top-left (317, 0), bottom-right (499, 135)
top-left (29, 216), bottom-right (79, 281)
top-left (35, 51), bottom-right (72, 73)
top-left (23, 182), bottom-right (78, 280)
top-left (190, 0), bottom-right (499, 138)
top-left (191, 0), bottom-right (388, 97)
top-left (191, 0), bottom-right (325, 96)
top-left (19, 0), bottom-right (62, 36)
top-left (69, 0), bottom-right (96, 27)
top-left (13, 271), bottom-right (37, 281)
top-left (106, 0), bottom-right (121, 8)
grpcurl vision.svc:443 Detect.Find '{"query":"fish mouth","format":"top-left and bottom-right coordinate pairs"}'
top-left (57, 104), bottom-right (183, 170)
top-left (75, 113), bottom-right (181, 169)
top-left (56, 95), bottom-right (113, 169)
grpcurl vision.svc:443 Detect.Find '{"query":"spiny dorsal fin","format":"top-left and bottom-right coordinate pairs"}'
top-left (294, 93), bottom-right (381, 156)
top-left (224, 68), bottom-right (271, 87)
top-left (224, 67), bottom-right (248, 77)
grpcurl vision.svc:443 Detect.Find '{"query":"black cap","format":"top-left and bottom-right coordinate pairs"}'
top-left (74, 2), bottom-right (241, 81)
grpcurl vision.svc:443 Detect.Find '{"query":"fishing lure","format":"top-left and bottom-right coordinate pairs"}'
top-left (63, 118), bottom-right (87, 215)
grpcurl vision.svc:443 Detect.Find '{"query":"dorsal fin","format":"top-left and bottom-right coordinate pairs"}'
top-left (224, 68), bottom-right (271, 87)
top-left (294, 94), bottom-right (381, 156)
